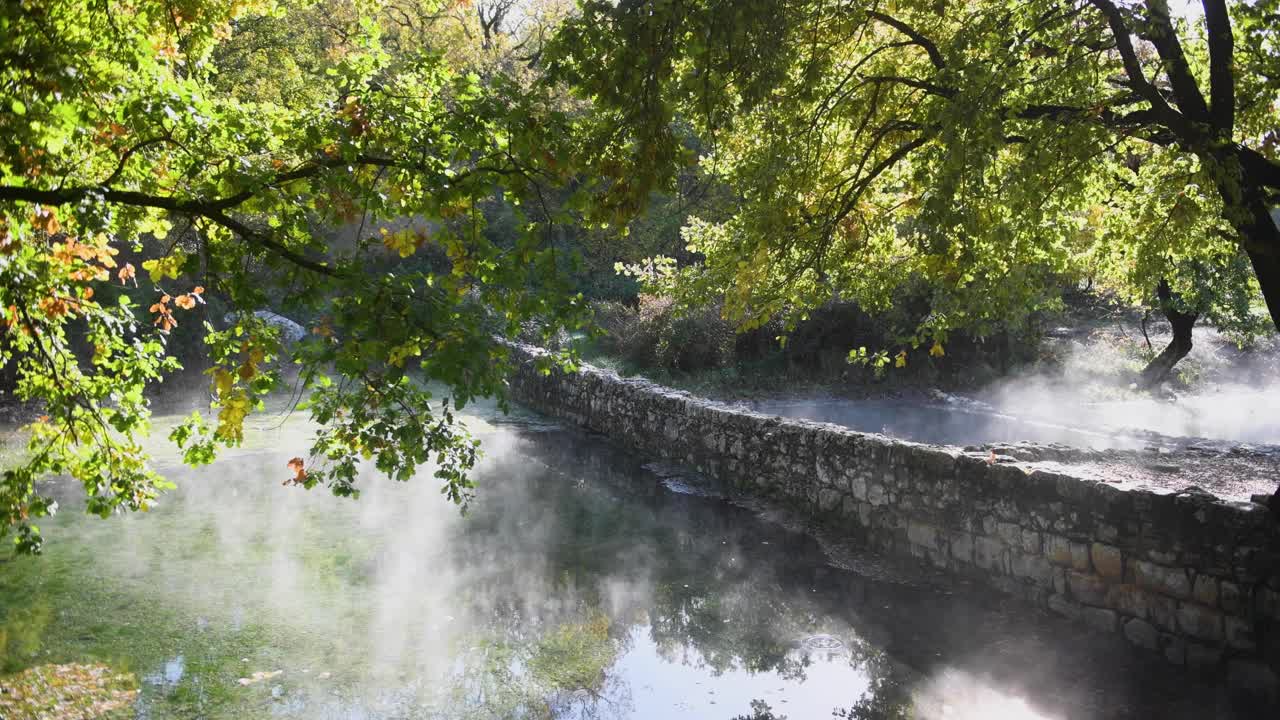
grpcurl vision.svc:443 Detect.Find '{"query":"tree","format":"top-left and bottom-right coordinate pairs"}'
top-left (549, 0), bottom-right (1279, 377)
top-left (0, 0), bottom-right (601, 552)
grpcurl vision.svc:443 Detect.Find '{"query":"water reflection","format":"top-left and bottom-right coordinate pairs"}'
top-left (11, 417), bottom-right (1241, 718)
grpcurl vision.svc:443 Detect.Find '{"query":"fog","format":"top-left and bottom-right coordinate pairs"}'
top-left (976, 324), bottom-right (1280, 447)
top-left (753, 324), bottom-right (1280, 451)
top-left (14, 401), bottom-right (1237, 718)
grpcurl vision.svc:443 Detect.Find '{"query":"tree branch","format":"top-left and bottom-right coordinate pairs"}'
top-left (0, 151), bottom-right (528, 277)
top-left (1140, 0), bottom-right (1211, 123)
top-left (866, 11), bottom-right (946, 70)
top-left (1087, 0), bottom-right (1182, 126)
top-left (862, 75), bottom-right (955, 98)
top-left (1200, 0), bottom-right (1235, 133)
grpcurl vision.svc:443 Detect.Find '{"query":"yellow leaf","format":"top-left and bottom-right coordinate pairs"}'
top-left (894, 350), bottom-right (907, 368)
top-left (930, 341), bottom-right (945, 358)
top-left (212, 368), bottom-right (234, 397)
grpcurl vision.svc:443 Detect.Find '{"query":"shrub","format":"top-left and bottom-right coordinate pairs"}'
top-left (592, 295), bottom-right (735, 372)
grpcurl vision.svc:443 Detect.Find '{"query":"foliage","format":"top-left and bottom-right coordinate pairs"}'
top-left (551, 0), bottom-right (1280, 361)
top-left (0, 0), bottom-right (602, 550)
top-left (593, 294), bottom-right (737, 372)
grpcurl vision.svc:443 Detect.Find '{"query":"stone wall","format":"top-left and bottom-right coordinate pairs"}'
top-left (507, 344), bottom-right (1280, 700)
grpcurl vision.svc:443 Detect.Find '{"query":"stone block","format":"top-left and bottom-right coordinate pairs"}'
top-left (1095, 522), bottom-right (1119, 543)
top-left (1052, 568), bottom-right (1067, 595)
top-left (867, 483), bottom-right (887, 506)
top-left (1082, 606), bottom-right (1119, 634)
top-left (973, 536), bottom-right (1007, 574)
top-left (907, 520), bottom-right (939, 549)
top-left (1220, 580), bottom-right (1245, 615)
top-left (1009, 553), bottom-right (1054, 587)
top-left (1176, 602), bottom-right (1224, 643)
top-left (1019, 528), bottom-right (1042, 555)
top-left (1185, 642), bottom-right (1223, 669)
top-left (982, 515), bottom-right (1000, 535)
top-left (1191, 574), bottom-right (1219, 607)
top-left (1123, 618), bottom-right (1159, 651)
top-left (1045, 534), bottom-right (1074, 567)
top-left (818, 488), bottom-right (844, 514)
top-left (1067, 570), bottom-right (1109, 606)
top-left (1070, 542), bottom-right (1092, 572)
top-left (995, 521), bottom-right (1022, 547)
top-left (849, 474), bottom-right (867, 501)
top-left (1106, 584), bottom-right (1150, 620)
top-left (950, 532), bottom-right (974, 564)
top-left (1090, 542), bottom-right (1123, 581)
top-left (1224, 616), bottom-right (1255, 650)
top-left (1148, 592), bottom-right (1178, 632)
top-left (1048, 593), bottom-right (1080, 621)
top-left (1131, 560), bottom-right (1191, 600)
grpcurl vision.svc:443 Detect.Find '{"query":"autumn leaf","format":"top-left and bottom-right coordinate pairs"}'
top-left (894, 350), bottom-right (907, 368)
top-left (118, 263), bottom-right (136, 284)
top-left (174, 294), bottom-right (196, 310)
top-left (284, 457), bottom-right (306, 485)
top-left (929, 341), bottom-right (945, 358)
top-left (237, 669), bottom-right (283, 686)
top-left (32, 205), bottom-right (61, 234)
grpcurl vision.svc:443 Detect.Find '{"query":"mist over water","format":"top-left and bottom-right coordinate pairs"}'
top-left (752, 325), bottom-right (1280, 451)
top-left (5, 407), bottom-right (1239, 718)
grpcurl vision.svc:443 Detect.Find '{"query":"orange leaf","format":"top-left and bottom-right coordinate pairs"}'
top-left (32, 206), bottom-right (60, 235)
top-left (285, 457), bottom-right (307, 485)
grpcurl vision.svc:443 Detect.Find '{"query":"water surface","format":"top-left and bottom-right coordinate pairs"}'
top-left (0, 411), bottom-right (1241, 718)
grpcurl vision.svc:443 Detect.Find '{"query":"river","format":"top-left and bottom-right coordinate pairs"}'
top-left (0, 407), bottom-right (1243, 718)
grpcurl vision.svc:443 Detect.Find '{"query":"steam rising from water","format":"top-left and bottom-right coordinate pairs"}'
top-left (976, 324), bottom-right (1280, 447)
top-left (754, 324), bottom-right (1280, 450)
top-left (14, 404), bottom-right (1235, 718)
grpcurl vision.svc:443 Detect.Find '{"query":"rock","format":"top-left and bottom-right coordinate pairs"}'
top-left (1048, 593), bottom-right (1080, 621)
top-left (1191, 574), bottom-right (1219, 607)
top-left (1176, 602), bottom-right (1224, 643)
top-left (1091, 543), bottom-right (1123, 580)
top-left (224, 310), bottom-right (307, 345)
top-left (1184, 642), bottom-right (1223, 669)
top-left (1123, 618), bottom-right (1159, 650)
top-left (1081, 606), bottom-right (1118, 633)
top-left (1224, 616), bottom-right (1255, 650)
top-left (1067, 571), bottom-right (1109, 606)
top-left (1131, 560), bottom-right (1191, 600)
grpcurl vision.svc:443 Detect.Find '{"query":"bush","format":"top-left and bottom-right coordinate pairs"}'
top-left (593, 295), bottom-right (735, 372)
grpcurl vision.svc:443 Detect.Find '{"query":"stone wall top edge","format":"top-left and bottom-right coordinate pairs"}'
top-left (507, 343), bottom-right (1274, 526)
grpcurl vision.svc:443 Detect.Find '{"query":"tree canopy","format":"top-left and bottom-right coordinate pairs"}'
top-left (551, 0), bottom-right (1279, 364)
top-left (0, 0), bottom-right (602, 552)
top-left (2, 0), bottom-right (1279, 550)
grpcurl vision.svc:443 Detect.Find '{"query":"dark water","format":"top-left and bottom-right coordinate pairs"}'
top-left (0, 415), bottom-right (1248, 718)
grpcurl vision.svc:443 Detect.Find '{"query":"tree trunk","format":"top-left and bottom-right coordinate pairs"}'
top-left (1137, 279), bottom-right (1198, 389)
top-left (1223, 169), bottom-right (1280, 332)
